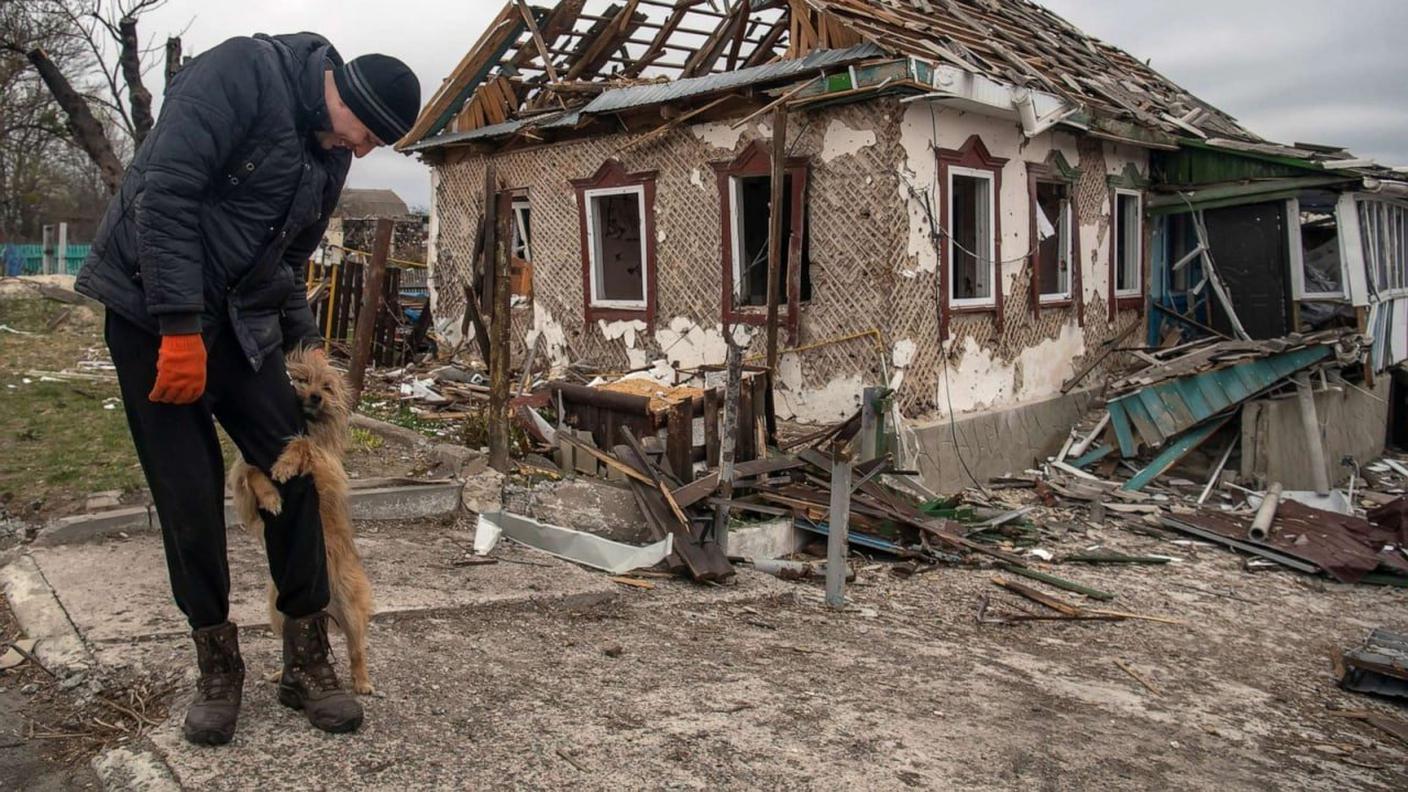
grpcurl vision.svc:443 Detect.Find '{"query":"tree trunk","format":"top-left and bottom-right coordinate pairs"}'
top-left (164, 36), bottom-right (183, 89)
top-left (26, 47), bottom-right (124, 195)
top-left (488, 189), bottom-right (514, 473)
top-left (118, 18), bottom-right (154, 147)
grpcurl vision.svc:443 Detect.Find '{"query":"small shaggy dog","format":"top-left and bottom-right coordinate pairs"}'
top-left (228, 347), bottom-right (374, 694)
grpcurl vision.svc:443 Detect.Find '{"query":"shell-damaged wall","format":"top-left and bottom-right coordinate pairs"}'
top-left (429, 98), bottom-right (1147, 424)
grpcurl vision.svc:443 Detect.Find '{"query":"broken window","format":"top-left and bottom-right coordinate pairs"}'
top-left (585, 187), bottom-right (647, 309)
top-left (1293, 192), bottom-right (1344, 299)
top-left (729, 174), bottom-right (810, 307)
top-left (1035, 181), bottom-right (1072, 301)
top-left (1358, 198), bottom-right (1408, 297)
top-left (1114, 190), bottom-right (1143, 297)
top-left (949, 167), bottom-right (995, 305)
top-left (511, 199), bottom-right (532, 262)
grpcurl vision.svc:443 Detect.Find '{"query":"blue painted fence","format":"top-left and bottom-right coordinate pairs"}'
top-left (2, 244), bottom-right (92, 276)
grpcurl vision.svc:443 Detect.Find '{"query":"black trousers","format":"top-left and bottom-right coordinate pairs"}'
top-left (105, 312), bottom-right (329, 629)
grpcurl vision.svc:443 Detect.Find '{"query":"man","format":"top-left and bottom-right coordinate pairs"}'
top-left (75, 32), bottom-right (420, 745)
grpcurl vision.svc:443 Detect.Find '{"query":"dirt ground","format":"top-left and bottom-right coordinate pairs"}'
top-left (5, 510), bottom-right (1406, 790)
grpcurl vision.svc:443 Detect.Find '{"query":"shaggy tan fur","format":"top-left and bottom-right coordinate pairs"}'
top-left (227, 348), bottom-right (374, 695)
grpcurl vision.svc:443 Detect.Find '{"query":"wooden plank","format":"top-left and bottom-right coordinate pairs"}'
top-left (704, 387), bottom-right (722, 468)
top-left (1122, 416), bottom-right (1231, 492)
top-left (616, 441), bottom-right (733, 581)
top-left (764, 105), bottom-right (787, 377)
top-left (998, 563), bottom-right (1116, 601)
top-left (348, 218), bottom-right (392, 403)
top-left (666, 400), bottom-right (693, 483)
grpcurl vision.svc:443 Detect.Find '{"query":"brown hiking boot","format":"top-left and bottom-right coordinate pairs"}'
top-left (184, 622), bottom-right (244, 746)
top-left (277, 612), bottom-right (363, 734)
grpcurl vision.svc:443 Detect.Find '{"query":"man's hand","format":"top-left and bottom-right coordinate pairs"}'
top-left (149, 334), bottom-right (207, 404)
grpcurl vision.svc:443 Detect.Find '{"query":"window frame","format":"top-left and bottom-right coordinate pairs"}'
top-left (1112, 188), bottom-right (1145, 300)
top-left (947, 165), bottom-right (998, 310)
top-left (511, 198), bottom-right (533, 262)
top-left (711, 140), bottom-right (810, 338)
top-left (583, 185), bottom-right (649, 311)
top-left (572, 160), bottom-right (658, 326)
top-left (936, 135), bottom-right (1008, 338)
top-left (1286, 197), bottom-right (1348, 302)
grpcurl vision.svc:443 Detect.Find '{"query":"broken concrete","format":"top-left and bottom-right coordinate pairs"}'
top-left (1241, 378), bottom-right (1390, 490)
top-left (508, 477), bottom-right (652, 544)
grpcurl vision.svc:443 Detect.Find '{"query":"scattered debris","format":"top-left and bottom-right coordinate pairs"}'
top-left (1338, 628), bottom-right (1408, 699)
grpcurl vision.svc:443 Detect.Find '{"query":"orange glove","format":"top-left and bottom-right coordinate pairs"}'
top-left (148, 334), bottom-right (207, 405)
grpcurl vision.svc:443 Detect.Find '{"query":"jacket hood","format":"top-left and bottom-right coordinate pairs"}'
top-left (256, 32), bottom-right (344, 136)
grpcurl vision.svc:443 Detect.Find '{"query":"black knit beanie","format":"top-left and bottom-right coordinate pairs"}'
top-left (333, 54), bottom-right (421, 145)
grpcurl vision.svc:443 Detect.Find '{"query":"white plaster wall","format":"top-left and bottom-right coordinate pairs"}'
top-left (896, 103), bottom-right (1148, 419)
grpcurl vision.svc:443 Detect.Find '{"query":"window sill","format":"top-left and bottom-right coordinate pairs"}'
top-left (585, 304), bottom-right (650, 324)
top-left (726, 306), bottom-right (804, 326)
top-left (1039, 296), bottom-right (1073, 307)
top-left (1114, 294), bottom-right (1144, 311)
top-left (951, 302), bottom-right (997, 315)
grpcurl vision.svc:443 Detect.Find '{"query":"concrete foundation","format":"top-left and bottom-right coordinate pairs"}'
top-left (909, 389), bottom-right (1098, 493)
top-left (1241, 378), bottom-right (1389, 490)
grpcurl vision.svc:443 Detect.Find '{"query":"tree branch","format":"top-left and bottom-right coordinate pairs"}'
top-left (25, 46), bottom-right (124, 194)
top-left (117, 16), bottom-right (151, 145)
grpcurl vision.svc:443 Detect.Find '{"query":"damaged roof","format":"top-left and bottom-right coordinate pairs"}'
top-left (396, 1), bottom-right (1370, 161)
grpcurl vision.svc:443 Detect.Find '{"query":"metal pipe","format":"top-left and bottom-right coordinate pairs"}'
top-left (1295, 374), bottom-right (1332, 495)
top-left (1249, 483), bottom-right (1283, 542)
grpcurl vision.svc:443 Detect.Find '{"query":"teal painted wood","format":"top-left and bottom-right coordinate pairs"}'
top-left (1108, 345), bottom-right (1332, 457)
top-left (12, 244), bottom-right (91, 275)
top-left (1108, 402), bottom-right (1138, 457)
top-left (1070, 444), bottom-right (1114, 469)
top-left (1122, 415), bottom-right (1232, 492)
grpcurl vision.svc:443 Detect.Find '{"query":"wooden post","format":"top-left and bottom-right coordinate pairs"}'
top-left (480, 164), bottom-right (499, 327)
top-left (348, 217), bottom-right (393, 404)
top-left (712, 332), bottom-right (744, 555)
top-left (825, 442), bottom-right (852, 610)
top-left (1295, 374), bottom-right (1331, 495)
top-left (764, 106), bottom-right (788, 376)
top-left (859, 386), bottom-right (879, 463)
top-left (488, 190), bottom-right (514, 472)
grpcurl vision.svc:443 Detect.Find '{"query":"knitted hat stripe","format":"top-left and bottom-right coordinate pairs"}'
top-left (345, 60), bottom-right (408, 140)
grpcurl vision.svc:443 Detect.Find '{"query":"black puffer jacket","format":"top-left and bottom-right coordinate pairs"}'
top-left (76, 32), bottom-right (351, 370)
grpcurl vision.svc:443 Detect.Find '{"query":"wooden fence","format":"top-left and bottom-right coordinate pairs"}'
top-left (305, 246), bottom-right (428, 368)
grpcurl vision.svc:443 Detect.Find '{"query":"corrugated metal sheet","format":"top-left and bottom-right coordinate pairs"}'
top-left (1106, 344), bottom-right (1332, 457)
top-left (580, 44), bottom-right (886, 115)
top-left (405, 111), bottom-right (582, 152)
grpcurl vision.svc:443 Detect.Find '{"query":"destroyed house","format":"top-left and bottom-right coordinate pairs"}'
top-left (399, 0), bottom-right (1406, 489)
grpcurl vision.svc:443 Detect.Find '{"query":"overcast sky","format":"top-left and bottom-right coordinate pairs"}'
top-left (138, 0), bottom-right (1408, 209)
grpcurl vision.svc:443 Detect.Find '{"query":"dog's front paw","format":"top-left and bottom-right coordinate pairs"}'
top-left (249, 474), bottom-right (283, 515)
top-left (270, 437), bottom-right (314, 483)
top-left (354, 679), bottom-right (376, 696)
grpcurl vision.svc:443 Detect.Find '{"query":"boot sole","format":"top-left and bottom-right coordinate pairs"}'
top-left (277, 684), bottom-right (364, 734)
top-left (183, 726), bottom-right (235, 746)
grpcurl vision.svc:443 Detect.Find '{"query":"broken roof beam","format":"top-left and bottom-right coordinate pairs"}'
top-left (562, 0), bottom-right (648, 82)
top-left (681, 1), bottom-right (751, 77)
top-left (622, 0), bottom-right (697, 78)
top-left (398, 2), bottom-right (526, 149)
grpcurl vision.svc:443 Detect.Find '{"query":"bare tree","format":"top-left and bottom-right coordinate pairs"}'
top-left (1, 1), bottom-right (180, 196)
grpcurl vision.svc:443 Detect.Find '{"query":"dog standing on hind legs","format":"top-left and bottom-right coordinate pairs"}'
top-left (228, 347), bottom-right (375, 695)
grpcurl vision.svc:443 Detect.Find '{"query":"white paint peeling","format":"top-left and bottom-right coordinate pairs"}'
top-left (528, 304), bottom-right (569, 375)
top-left (655, 317), bottom-right (729, 370)
top-left (889, 338), bottom-right (917, 391)
top-left (898, 103), bottom-right (940, 276)
top-left (775, 353), bottom-right (864, 423)
top-left (689, 121), bottom-right (745, 151)
top-left (597, 318), bottom-right (648, 349)
top-left (689, 167), bottom-right (705, 189)
top-left (819, 118), bottom-right (877, 164)
top-left (1015, 321), bottom-right (1087, 403)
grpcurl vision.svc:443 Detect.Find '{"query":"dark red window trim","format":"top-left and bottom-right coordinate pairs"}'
top-left (1026, 163), bottom-right (1084, 326)
top-left (937, 135), bottom-right (1008, 339)
top-left (571, 159), bottom-right (659, 327)
top-left (711, 140), bottom-right (809, 343)
top-left (1107, 188), bottom-right (1147, 321)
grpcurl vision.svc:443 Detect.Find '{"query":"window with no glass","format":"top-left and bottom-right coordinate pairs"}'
top-left (729, 174), bottom-right (811, 307)
top-left (1035, 181), bottom-right (1072, 301)
top-left (1114, 190), bottom-right (1143, 296)
top-left (585, 187), bottom-right (647, 308)
top-left (949, 168), bottom-right (995, 305)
